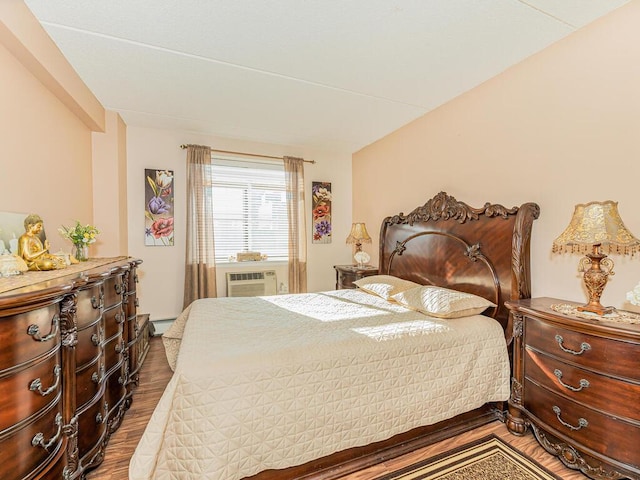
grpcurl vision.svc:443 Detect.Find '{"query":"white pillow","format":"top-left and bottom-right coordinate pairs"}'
top-left (391, 285), bottom-right (496, 319)
top-left (353, 275), bottom-right (421, 300)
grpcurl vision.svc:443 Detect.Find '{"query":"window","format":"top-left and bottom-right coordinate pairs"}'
top-left (210, 159), bottom-right (288, 262)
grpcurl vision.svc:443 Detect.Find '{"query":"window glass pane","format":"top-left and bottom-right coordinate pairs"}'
top-left (211, 160), bottom-right (287, 262)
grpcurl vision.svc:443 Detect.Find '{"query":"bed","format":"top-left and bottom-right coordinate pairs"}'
top-left (129, 191), bottom-right (539, 480)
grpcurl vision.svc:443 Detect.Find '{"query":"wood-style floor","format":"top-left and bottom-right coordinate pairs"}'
top-left (87, 337), bottom-right (586, 480)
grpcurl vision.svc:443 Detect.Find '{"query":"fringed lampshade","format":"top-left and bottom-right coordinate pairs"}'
top-left (346, 223), bottom-right (372, 267)
top-left (553, 201), bottom-right (640, 315)
top-left (345, 223), bottom-right (372, 252)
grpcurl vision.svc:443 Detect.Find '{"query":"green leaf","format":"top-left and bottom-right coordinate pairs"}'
top-left (147, 176), bottom-right (159, 197)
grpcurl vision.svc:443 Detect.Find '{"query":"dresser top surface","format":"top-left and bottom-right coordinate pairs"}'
top-left (507, 297), bottom-right (640, 338)
top-left (0, 257), bottom-right (139, 307)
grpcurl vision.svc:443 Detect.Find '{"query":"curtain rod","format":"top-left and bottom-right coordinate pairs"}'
top-left (179, 144), bottom-right (315, 164)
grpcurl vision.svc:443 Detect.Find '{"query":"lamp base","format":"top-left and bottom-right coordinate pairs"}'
top-left (353, 251), bottom-right (370, 269)
top-left (576, 303), bottom-right (615, 316)
top-left (578, 248), bottom-right (615, 318)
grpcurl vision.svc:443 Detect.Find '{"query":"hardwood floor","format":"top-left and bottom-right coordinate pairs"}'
top-left (86, 337), bottom-right (173, 480)
top-left (87, 337), bottom-right (585, 480)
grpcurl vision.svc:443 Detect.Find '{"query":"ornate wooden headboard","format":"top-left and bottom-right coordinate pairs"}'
top-left (378, 192), bottom-right (540, 333)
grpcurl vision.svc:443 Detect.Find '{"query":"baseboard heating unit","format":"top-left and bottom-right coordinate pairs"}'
top-left (226, 270), bottom-right (277, 297)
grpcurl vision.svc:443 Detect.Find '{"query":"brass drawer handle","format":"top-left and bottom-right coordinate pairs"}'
top-left (96, 401), bottom-right (109, 423)
top-left (552, 406), bottom-right (588, 431)
top-left (91, 326), bottom-right (104, 346)
top-left (115, 312), bottom-right (125, 324)
top-left (32, 413), bottom-right (63, 451)
top-left (91, 289), bottom-right (105, 309)
top-left (91, 365), bottom-right (105, 384)
top-left (29, 365), bottom-right (62, 396)
top-left (554, 369), bottom-right (590, 392)
top-left (555, 335), bottom-right (591, 355)
top-left (27, 315), bottom-right (59, 342)
top-left (115, 282), bottom-right (124, 294)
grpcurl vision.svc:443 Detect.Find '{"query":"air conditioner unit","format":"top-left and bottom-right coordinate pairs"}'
top-left (226, 270), bottom-right (277, 297)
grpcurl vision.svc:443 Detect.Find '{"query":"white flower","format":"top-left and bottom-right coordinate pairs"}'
top-left (626, 282), bottom-right (640, 306)
top-left (156, 170), bottom-right (173, 189)
top-left (314, 187), bottom-right (332, 202)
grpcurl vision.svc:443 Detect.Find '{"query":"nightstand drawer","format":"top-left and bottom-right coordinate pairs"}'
top-left (334, 265), bottom-right (378, 290)
top-left (525, 349), bottom-right (640, 422)
top-left (525, 378), bottom-right (640, 469)
top-left (525, 316), bottom-right (639, 380)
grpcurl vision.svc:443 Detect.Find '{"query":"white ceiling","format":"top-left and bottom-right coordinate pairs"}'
top-left (24, 0), bottom-right (629, 153)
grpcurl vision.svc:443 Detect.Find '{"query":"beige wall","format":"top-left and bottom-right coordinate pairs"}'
top-left (92, 111), bottom-right (129, 257)
top-left (0, 3), bottom-right (104, 254)
top-left (353, 2), bottom-right (640, 311)
top-left (126, 126), bottom-right (353, 322)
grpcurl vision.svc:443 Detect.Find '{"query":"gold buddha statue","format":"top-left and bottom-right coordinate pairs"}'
top-left (18, 214), bottom-right (66, 271)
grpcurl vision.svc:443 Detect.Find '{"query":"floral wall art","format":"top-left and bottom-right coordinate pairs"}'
top-left (312, 181), bottom-right (332, 244)
top-left (145, 169), bottom-right (174, 246)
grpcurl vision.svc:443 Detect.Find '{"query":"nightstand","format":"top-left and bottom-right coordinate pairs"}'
top-left (333, 264), bottom-right (378, 290)
top-left (505, 297), bottom-right (640, 480)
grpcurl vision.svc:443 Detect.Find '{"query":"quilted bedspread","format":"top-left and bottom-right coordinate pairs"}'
top-left (129, 289), bottom-right (510, 479)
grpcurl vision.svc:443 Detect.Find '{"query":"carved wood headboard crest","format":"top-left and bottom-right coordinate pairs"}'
top-left (378, 192), bottom-right (540, 333)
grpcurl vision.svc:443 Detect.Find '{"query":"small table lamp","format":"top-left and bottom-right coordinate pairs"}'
top-left (552, 200), bottom-right (640, 315)
top-left (346, 222), bottom-right (372, 267)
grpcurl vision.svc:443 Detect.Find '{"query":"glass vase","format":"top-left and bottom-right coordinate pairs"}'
top-left (74, 243), bottom-right (89, 262)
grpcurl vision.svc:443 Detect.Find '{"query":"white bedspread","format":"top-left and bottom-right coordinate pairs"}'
top-left (130, 289), bottom-right (510, 480)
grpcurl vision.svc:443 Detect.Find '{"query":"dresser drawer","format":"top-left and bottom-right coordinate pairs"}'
top-left (525, 349), bottom-right (640, 422)
top-left (0, 350), bottom-right (61, 433)
top-left (525, 378), bottom-right (640, 469)
top-left (0, 400), bottom-right (65, 480)
top-left (104, 334), bottom-right (125, 371)
top-left (125, 291), bottom-right (138, 319)
top-left (103, 305), bottom-right (125, 341)
top-left (525, 316), bottom-right (639, 380)
top-left (76, 283), bottom-right (103, 328)
top-left (127, 267), bottom-right (139, 295)
top-left (105, 363), bottom-right (127, 417)
top-left (103, 273), bottom-right (125, 310)
top-left (78, 396), bottom-right (108, 460)
top-left (76, 319), bottom-right (102, 367)
top-left (0, 304), bottom-right (60, 370)
top-left (76, 356), bottom-right (104, 409)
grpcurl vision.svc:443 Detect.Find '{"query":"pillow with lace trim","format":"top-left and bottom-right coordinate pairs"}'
top-left (353, 275), bottom-right (421, 300)
top-left (391, 285), bottom-right (496, 318)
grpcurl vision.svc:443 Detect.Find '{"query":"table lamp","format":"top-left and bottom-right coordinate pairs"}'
top-left (552, 200), bottom-right (640, 315)
top-left (346, 222), bottom-right (372, 267)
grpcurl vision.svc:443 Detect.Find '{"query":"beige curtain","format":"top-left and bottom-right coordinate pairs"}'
top-left (183, 144), bottom-right (217, 308)
top-left (284, 156), bottom-right (307, 293)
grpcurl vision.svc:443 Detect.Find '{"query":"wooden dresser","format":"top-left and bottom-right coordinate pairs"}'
top-left (506, 297), bottom-right (640, 480)
top-left (0, 257), bottom-right (148, 480)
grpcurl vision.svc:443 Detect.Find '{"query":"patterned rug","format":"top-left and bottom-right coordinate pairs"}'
top-left (375, 435), bottom-right (561, 480)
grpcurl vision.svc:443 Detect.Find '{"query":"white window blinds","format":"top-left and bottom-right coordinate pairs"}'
top-left (210, 160), bottom-right (288, 262)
